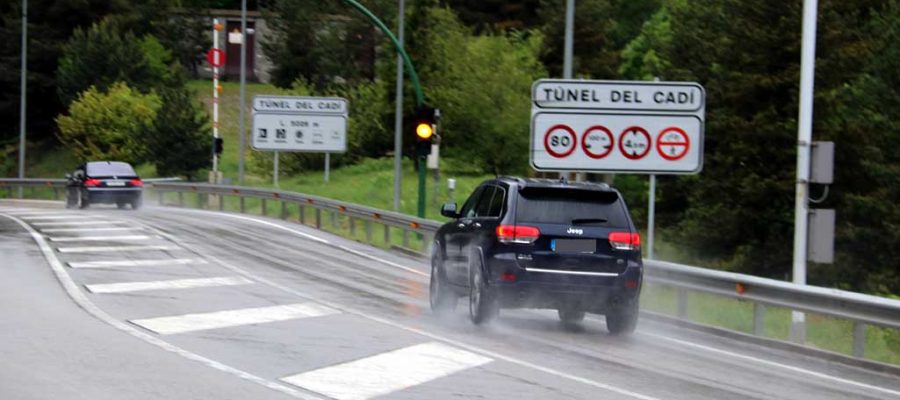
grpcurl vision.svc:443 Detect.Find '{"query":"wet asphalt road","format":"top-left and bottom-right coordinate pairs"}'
top-left (1, 200), bottom-right (898, 400)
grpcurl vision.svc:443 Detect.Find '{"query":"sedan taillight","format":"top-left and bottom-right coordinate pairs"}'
top-left (130, 179), bottom-right (143, 187)
top-left (84, 178), bottom-right (102, 187)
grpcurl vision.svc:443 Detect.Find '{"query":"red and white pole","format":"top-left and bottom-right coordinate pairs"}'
top-left (212, 19), bottom-right (222, 177)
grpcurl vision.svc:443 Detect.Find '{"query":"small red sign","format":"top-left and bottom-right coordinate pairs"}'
top-left (656, 126), bottom-right (690, 161)
top-left (206, 49), bottom-right (225, 68)
top-left (581, 125), bottom-right (614, 159)
top-left (618, 126), bottom-right (651, 160)
top-left (543, 124), bottom-right (577, 158)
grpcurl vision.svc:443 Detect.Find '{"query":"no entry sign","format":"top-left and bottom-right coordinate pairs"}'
top-left (530, 79), bottom-right (705, 174)
top-left (206, 48), bottom-right (225, 68)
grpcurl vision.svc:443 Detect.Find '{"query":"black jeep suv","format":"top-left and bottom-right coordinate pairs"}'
top-left (429, 177), bottom-right (642, 334)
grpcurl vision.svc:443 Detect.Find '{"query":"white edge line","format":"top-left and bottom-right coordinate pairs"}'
top-left (0, 212), bottom-right (322, 400)
top-left (151, 208), bottom-right (900, 399)
top-left (641, 332), bottom-right (900, 397)
top-left (139, 211), bottom-right (660, 400)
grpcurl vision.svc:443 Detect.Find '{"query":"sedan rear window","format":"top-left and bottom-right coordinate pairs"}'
top-left (86, 162), bottom-right (137, 177)
top-left (515, 188), bottom-right (629, 227)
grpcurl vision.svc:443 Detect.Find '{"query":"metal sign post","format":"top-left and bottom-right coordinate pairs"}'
top-left (791, 0), bottom-right (820, 344)
top-left (324, 153), bottom-right (330, 183)
top-left (273, 151), bottom-right (279, 188)
top-left (392, 0), bottom-right (405, 211)
top-left (18, 0), bottom-right (27, 198)
top-left (647, 174), bottom-right (656, 259)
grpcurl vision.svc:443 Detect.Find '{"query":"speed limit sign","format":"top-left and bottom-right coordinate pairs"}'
top-left (543, 124), bottom-right (577, 158)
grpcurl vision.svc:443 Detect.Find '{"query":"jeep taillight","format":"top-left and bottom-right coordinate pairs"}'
top-left (609, 232), bottom-right (640, 251)
top-left (496, 225), bottom-right (540, 244)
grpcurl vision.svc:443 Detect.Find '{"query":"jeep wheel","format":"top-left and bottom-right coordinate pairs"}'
top-left (468, 257), bottom-right (498, 325)
top-left (429, 246), bottom-right (456, 315)
top-left (606, 302), bottom-right (639, 335)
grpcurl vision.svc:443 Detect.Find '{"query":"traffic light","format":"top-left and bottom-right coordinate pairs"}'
top-left (214, 137), bottom-right (224, 155)
top-left (414, 106), bottom-right (436, 157)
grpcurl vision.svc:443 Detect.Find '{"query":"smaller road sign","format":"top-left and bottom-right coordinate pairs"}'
top-left (543, 125), bottom-right (577, 158)
top-left (656, 127), bottom-right (690, 161)
top-left (206, 49), bottom-right (225, 68)
top-left (252, 95), bottom-right (348, 153)
top-left (581, 126), bottom-right (614, 159)
top-left (619, 126), bottom-right (651, 160)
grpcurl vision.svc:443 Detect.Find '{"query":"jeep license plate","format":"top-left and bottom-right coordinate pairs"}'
top-left (552, 239), bottom-right (596, 253)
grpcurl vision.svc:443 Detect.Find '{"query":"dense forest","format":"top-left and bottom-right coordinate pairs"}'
top-left (0, 0), bottom-right (897, 295)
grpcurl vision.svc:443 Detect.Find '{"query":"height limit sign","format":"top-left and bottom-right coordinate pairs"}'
top-left (531, 79), bottom-right (705, 174)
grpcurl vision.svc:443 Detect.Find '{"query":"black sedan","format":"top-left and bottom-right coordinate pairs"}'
top-left (66, 161), bottom-right (144, 209)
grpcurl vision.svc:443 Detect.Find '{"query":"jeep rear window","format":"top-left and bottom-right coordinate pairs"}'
top-left (515, 188), bottom-right (629, 227)
top-left (86, 162), bottom-right (137, 177)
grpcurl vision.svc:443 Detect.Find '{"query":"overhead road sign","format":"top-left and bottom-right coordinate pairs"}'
top-left (530, 79), bottom-right (705, 174)
top-left (251, 95), bottom-right (348, 153)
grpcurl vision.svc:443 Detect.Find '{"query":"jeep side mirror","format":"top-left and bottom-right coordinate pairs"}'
top-left (440, 202), bottom-right (459, 218)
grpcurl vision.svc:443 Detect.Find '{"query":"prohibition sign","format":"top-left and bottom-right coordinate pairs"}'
top-left (206, 48), bottom-right (225, 67)
top-left (582, 125), bottom-right (615, 159)
top-left (618, 126), bottom-right (651, 160)
top-left (656, 126), bottom-right (690, 161)
top-left (543, 124), bottom-right (578, 158)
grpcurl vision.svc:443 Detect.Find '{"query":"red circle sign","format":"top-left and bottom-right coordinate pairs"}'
top-left (543, 124), bottom-right (577, 158)
top-left (581, 125), bottom-right (614, 159)
top-left (206, 49), bottom-right (225, 68)
top-left (618, 126), bottom-right (651, 160)
top-left (656, 126), bottom-right (690, 161)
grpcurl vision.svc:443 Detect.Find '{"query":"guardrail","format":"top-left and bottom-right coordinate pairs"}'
top-left (2, 178), bottom-right (898, 362)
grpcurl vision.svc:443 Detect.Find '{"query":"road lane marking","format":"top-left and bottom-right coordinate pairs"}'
top-left (7, 211), bottom-right (72, 216)
top-left (0, 213), bottom-right (323, 400)
top-left (22, 215), bottom-right (96, 220)
top-left (32, 221), bottom-right (127, 227)
top-left (48, 235), bottom-right (155, 242)
top-left (68, 258), bottom-right (208, 269)
top-left (41, 227), bottom-right (142, 233)
top-left (281, 342), bottom-right (492, 400)
top-left (641, 332), bottom-right (900, 398)
top-left (85, 276), bottom-right (253, 294)
top-left (57, 245), bottom-right (180, 253)
top-left (130, 303), bottom-right (340, 335)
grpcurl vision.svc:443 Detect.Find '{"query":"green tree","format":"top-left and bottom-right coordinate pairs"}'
top-left (537, 0), bottom-right (617, 78)
top-left (56, 82), bottom-right (161, 164)
top-left (144, 67), bottom-right (212, 179)
top-left (261, 0), bottom-right (395, 88)
top-left (56, 20), bottom-right (165, 106)
top-left (0, 0), bottom-right (132, 145)
top-left (408, 7), bottom-right (546, 174)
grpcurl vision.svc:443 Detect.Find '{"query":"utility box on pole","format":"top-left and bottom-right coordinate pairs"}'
top-left (808, 208), bottom-right (835, 263)
top-left (810, 141), bottom-right (834, 184)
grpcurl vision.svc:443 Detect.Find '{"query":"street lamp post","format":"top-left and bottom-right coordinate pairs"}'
top-left (18, 0), bottom-right (28, 198)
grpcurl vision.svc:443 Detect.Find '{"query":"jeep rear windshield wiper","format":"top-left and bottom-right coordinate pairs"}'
top-left (570, 218), bottom-right (608, 225)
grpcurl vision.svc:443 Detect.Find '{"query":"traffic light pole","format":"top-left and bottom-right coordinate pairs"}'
top-left (340, 0), bottom-right (428, 217)
top-left (418, 156), bottom-right (427, 217)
